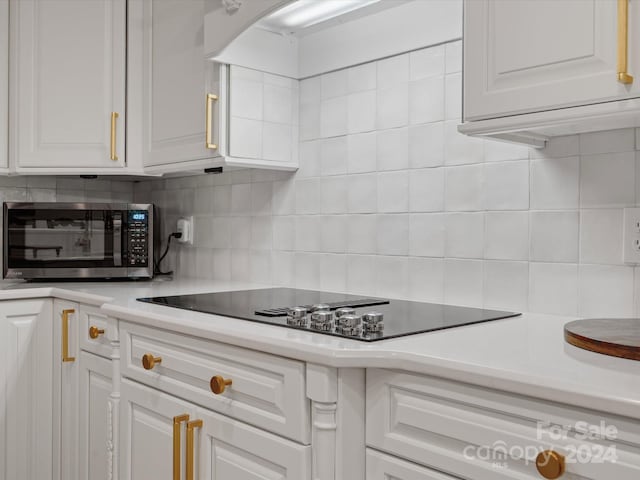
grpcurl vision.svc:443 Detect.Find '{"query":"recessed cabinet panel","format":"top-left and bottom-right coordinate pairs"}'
top-left (464, 0), bottom-right (640, 120)
top-left (0, 299), bottom-right (54, 480)
top-left (10, 0), bottom-right (126, 169)
top-left (0, 0), bottom-right (7, 170)
top-left (139, 0), bottom-right (222, 167)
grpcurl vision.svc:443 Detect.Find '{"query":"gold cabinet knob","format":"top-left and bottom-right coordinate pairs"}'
top-left (142, 353), bottom-right (162, 370)
top-left (536, 450), bottom-right (565, 479)
top-left (89, 326), bottom-right (105, 339)
top-left (209, 375), bottom-right (232, 395)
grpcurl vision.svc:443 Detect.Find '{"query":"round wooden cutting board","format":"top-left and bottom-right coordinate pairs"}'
top-left (564, 319), bottom-right (640, 361)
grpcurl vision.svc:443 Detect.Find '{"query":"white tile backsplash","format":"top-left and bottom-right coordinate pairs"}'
top-left (142, 41), bottom-right (640, 318)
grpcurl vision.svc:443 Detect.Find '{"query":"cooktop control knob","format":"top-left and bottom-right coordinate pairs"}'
top-left (337, 314), bottom-right (362, 336)
top-left (310, 311), bottom-right (333, 331)
top-left (362, 312), bottom-right (384, 332)
top-left (310, 304), bottom-right (330, 313)
top-left (287, 306), bottom-right (308, 326)
top-left (334, 307), bottom-right (356, 319)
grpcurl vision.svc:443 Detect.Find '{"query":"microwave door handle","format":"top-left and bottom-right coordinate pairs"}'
top-left (113, 214), bottom-right (122, 267)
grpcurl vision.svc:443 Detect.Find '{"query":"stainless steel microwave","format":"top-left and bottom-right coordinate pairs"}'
top-left (3, 203), bottom-right (154, 280)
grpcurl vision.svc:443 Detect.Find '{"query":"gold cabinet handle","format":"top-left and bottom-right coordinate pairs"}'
top-left (536, 450), bottom-right (566, 479)
top-left (205, 93), bottom-right (218, 150)
top-left (110, 112), bottom-right (119, 160)
top-left (186, 419), bottom-right (203, 480)
top-left (209, 375), bottom-right (232, 395)
top-left (89, 326), bottom-right (105, 339)
top-left (618, 0), bottom-right (634, 84)
top-left (141, 353), bottom-right (162, 370)
top-left (173, 414), bottom-right (190, 480)
top-left (62, 309), bottom-right (75, 363)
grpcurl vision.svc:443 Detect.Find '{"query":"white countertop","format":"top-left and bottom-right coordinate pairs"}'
top-left (2, 277), bottom-right (639, 419)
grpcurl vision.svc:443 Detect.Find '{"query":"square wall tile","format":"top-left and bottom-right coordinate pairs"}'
top-left (579, 209), bottom-right (623, 264)
top-left (347, 132), bottom-right (377, 173)
top-left (300, 76), bottom-right (321, 104)
top-left (321, 69), bottom-right (348, 99)
top-left (444, 259), bottom-right (484, 307)
top-left (299, 102), bottom-right (321, 141)
top-left (251, 180), bottom-right (273, 217)
top-left (264, 84), bottom-right (293, 124)
top-left (483, 260), bottom-right (529, 311)
top-left (320, 96), bottom-right (348, 138)
top-left (409, 76), bottom-right (444, 124)
top-left (378, 171), bottom-right (409, 213)
top-left (348, 91), bottom-right (376, 134)
top-left (409, 213), bottom-right (445, 257)
top-left (444, 120), bottom-right (484, 165)
top-left (272, 251), bottom-right (294, 286)
top-left (580, 152), bottom-right (635, 208)
top-left (580, 128), bottom-right (635, 155)
top-left (298, 140), bottom-right (321, 178)
top-left (295, 216), bottom-right (321, 252)
top-left (320, 136), bottom-right (348, 176)
top-left (377, 128), bottom-right (409, 171)
top-left (445, 40), bottom-right (462, 74)
top-left (409, 45), bottom-right (445, 80)
top-left (375, 256), bottom-right (409, 299)
top-left (485, 212), bottom-right (529, 261)
top-left (272, 216), bottom-right (295, 251)
top-left (230, 217), bottom-right (251, 249)
top-left (320, 176), bottom-right (348, 215)
top-left (272, 180), bottom-right (295, 215)
top-left (409, 122), bottom-right (444, 168)
top-left (529, 262), bottom-right (578, 316)
top-left (230, 183), bottom-right (252, 215)
top-left (409, 168), bottom-right (445, 212)
top-left (319, 215), bottom-right (348, 253)
top-left (347, 63), bottom-right (377, 93)
top-left (348, 173), bottom-right (377, 213)
top-left (445, 164), bottom-right (484, 211)
top-left (445, 212), bottom-right (484, 259)
top-left (529, 211), bottom-right (579, 262)
top-left (295, 252), bottom-right (321, 289)
top-left (251, 217), bottom-right (272, 250)
top-left (377, 84), bottom-right (409, 130)
top-left (377, 53), bottom-right (409, 88)
top-left (347, 254), bottom-right (377, 295)
top-left (295, 178), bottom-right (321, 214)
top-left (347, 214), bottom-right (378, 254)
top-left (484, 160), bottom-right (529, 210)
top-left (578, 265), bottom-right (634, 317)
top-left (530, 157), bottom-right (579, 209)
top-left (377, 214), bottom-right (409, 255)
top-left (444, 73), bottom-right (461, 121)
top-left (408, 257), bottom-right (444, 302)
top-left (319, 254), bottom-right (348, 292)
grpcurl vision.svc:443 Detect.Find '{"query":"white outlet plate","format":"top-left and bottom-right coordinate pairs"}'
top-left (176, 216), bottom-right (194, 245)
top-left (623, 208), bottom-right (640, 264)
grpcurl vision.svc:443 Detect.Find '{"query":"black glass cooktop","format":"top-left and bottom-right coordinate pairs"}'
top-left (138, 288), bottom-right (520, 342)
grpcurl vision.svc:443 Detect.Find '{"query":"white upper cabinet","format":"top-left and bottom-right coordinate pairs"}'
top-left (461, 0), bottom-right (640, 146)
top-left (0, 0), bottom-right (7, 171)
top-left (464, 0), bottom-right (640, 121)
top-left (9, 0), bottom-right (127, 172)
top-left (128, 0), bottom-right (223, 172)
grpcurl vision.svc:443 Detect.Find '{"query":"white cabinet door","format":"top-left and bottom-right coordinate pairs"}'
top-left (464, 0), bottom-right (640, 120)
top-left (204, 0), bottom-right (294, 58)
top-left (196, 405), bottom-right (311, 480)
top-left (10, 0), bottom-right (126, 169)
top-left (367, 449), bottom-right (461, 480)
top-left (130, 0), bottom-right (222, 169)
top-left (0, 0), bottom-right (7, 170)
top-left (0, 299), bottom-right (54, 480)
top-left (120, 378), bottom-right (197, 480)
top-left (78, 352), bottom-right (114, 480)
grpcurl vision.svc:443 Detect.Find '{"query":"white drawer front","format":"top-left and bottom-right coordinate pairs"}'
top-left (120, 321), bottom-right (310, 443)
top-left (367, 449), bottom-right (461, 480)
top-left (79, 305), bottom-right (116, 358)
top-left (366, 369), bottom-right (640, 480)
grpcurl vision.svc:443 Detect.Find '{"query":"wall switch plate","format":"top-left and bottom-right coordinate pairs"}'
top-left (176, 216), bottom-right (194, 245)
top-left (623, 208), bottom-right (640, 263)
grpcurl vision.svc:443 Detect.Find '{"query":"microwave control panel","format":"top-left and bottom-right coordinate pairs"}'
top-left (127, 211), bottom-right (149, 267)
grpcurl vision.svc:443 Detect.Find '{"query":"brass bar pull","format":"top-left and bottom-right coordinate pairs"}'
top-left (62, 309), bottom-right (75, 363)
top-left (618, 0), bottom-right (634, 84)
top-left (173, 414), bottom-right (190, 480)
top-left (186, 419), bottom-right (203, 480)
top-left (205, 93), bottom-right (218, 150)
top-left (110, 112), bottom-right (119, 160)
top-left (89, 326), bottom-right (105, 339)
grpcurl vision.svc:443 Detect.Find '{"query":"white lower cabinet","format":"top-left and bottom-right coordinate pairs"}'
top-left (367, 449), bottom-right (460, 480)
top-left (120, 378), bottom-right (311, 480)
top-left (0, 298), bottom-right (54, 480)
